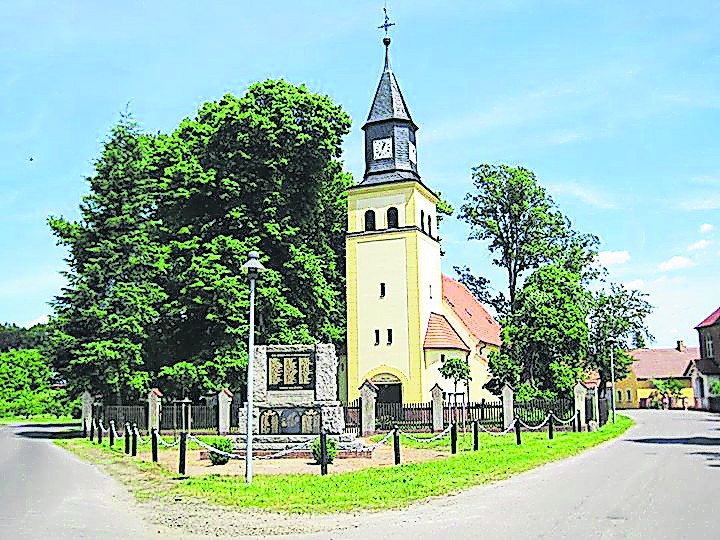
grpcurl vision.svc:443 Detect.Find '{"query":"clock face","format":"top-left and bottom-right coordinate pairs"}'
top-left (372, 137), bottom-right (393, 160)
top-left (408, 142), bottom-right (417, 164)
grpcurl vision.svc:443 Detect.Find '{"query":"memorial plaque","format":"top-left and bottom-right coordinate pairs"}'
top-left (266, 351), bottom-right (315, 391)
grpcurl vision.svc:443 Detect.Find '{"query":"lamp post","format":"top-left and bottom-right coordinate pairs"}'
top-left (610, 346), bottom-right (616, 424)
top-left (241, 250), bottom-right (265, 484)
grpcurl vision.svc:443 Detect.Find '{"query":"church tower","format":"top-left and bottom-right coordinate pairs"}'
top-left (345, 35), bottom-right (443, 403)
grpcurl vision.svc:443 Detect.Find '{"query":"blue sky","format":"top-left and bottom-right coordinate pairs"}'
top-left (1, 0), bottom-right (718, 348)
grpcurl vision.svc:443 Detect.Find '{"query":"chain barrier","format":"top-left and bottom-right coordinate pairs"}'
top-left (156, 434), bottom-right (181, 448)
top-left (516, 414), bottom-right (551, 430)
top-left (398, 425), bottom-right (452, 443)
top-left (110, 420), bottom-right (122, 439)
top-left (550, 411), bottom-right (578, 424)
top-left (476, 419), bottom-right (517, 436)
top-left (187, 435), bottom-right (316, 461)
top-left (255, 439), bottom-right (315, 460)
top-left (188, 435), bottom-right (244, 460)
top-left (366, 431), bottom-right (394, 452)
top-left (98, 420), bottom-right (106, 433)
top-left (133, 426), bottom-right (149, 446)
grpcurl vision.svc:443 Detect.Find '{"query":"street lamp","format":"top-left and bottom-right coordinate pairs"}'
top-left (610, 347), bottom-right (616, 424)
top-left (241, 250), bottom-right (265, 484)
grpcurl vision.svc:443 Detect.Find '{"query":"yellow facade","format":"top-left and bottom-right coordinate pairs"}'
top-left (614, 373), bottom-right (694, 409)
top-left (346, 181), bottom-right (441, 403)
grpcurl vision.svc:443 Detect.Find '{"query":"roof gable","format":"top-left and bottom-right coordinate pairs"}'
top-left (424, 313), bottom-right (470, 351)
top-left (441, 275), bottom-right (501, 347)
top-left (696, 306), bottom-right (720, 329)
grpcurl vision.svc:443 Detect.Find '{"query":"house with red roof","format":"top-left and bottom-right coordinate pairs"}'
top-left (685, 306), bottom-right (720, 409)
top-left (615, 342), bottom-right (697, 409)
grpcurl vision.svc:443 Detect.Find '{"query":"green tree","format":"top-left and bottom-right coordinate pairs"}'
top-left (587, 283), bottom-right (653, 397)
top-left (457, 164), bottom-right (590, 317)
top-left (0, 349), bottom-right (57, 418)
top-left (650, 379), bottom-right (684, 408)
top-left (439, 356), bottom-right (472, 395)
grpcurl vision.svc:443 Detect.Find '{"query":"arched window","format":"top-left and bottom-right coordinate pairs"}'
top-left (364, 210), bottom-right (376, 231)
top-left (427, 215), bottom-right (432, 237)
top-left (387, 207), bottom-right (399, 228)
top-left (420, 210), bottom-right (425, 232)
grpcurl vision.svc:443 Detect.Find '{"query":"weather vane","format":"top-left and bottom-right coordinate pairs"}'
top-left (378, 3), bottom-right (395, 36)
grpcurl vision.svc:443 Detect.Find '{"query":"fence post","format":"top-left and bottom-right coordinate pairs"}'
top-left (480, 398), bottom-right (486, 422)
top-left (393, 425), bottom-right (400, 465)
top-left (548, 415), bottom-right (554, 440)
top-left (81, 390), bottom-right (92, 438)
top-left (98, 420), bottom-right (103, 445)
top-left (131, 423), bottom-right (138, 457)
top-left (574, 382), bottom-right (587, 432)
top-left (217, 388), bottom-right (234, 434)
top-left (147, 388), bottom-right (162, 434)
top-left (82, 417), bottom-right (87, 438)
top-left (360, 380), bottom-right (378, 436)
top-left (472, 420), bottom-right (479, 451)
top-left (430, 384), bottom-right (444, 432)
top-left (124, 423), bottom-right (130, 454)
top-left (576, 410), bottom-right (581, 433)
top-left (451, 423), bottom-right (458, 454)
top-left (109, 420), bottom-right (115, 447)
top-left (320, 430), bottom-right (328, 476)
top-left (179, 432), bottom-right (187, 476)
top-left (515, 420), bottom-right (521, 445)
top-left (151, 428), bottom-right (158, 463)
top-left (502, 384), bottom-right (514, 431)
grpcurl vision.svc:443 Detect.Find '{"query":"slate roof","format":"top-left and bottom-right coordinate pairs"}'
top-left (686, 358), bottom-right (720, 376)
top-left (628, 347), bottom-right (699, 379)
top-left (365, 43), bottom-right (415, 127)
top-left (696, 306), bottom-right (720, 329)
top-left (424, 313), bottom-right (470, 351)
top-left (441, 275), bottom-right (502, 347)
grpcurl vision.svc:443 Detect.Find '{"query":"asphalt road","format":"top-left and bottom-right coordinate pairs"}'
top-left (289, 409), bottom-right (720, 540)
top-left (0, 423), bottom-right (150, 540)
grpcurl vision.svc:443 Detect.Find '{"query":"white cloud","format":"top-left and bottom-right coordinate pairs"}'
top-left (548, 182), bottom-right (617, 209)
top-left (624, 279), bottom-right (645, 290)
top-left (23, 314), bottom-right (48, 328)
top-left (597, 250), bottom-right (631, 266)
top-left (700, 223), bottom-right (714, 234)
top-left (688, 239), bottom-right (712, 252)
top-left (658, 256), bottom-right (695, 272)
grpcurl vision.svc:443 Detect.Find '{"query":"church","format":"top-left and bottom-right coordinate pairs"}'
top-left (341, 34), bottom-right (502, 405)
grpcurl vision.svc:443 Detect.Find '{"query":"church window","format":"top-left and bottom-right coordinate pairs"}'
top-left (626, 389), bottom-right (632, 402)
top-left (387, 329), bottom-right (393, 345)
top-left (705, 334), bottom-right (714, 358)
top-left (616, 390), bottom-right (622, 402)
top-left (380, 282), bottom-right (386, 297)
top-left (441, 354), bottom-right (445, 363)
top-left (365, 210), bottom-right (376, 231)
top-left (387, 207), bottom-right (399, 228)
top-left (427, 215), bottom-right (432, 237)
top-left (374, 329), bottom-right (380, 346)
top-left (429, 284), bottom-right (432, 299)
top-left (420, 210), bottom-right (425, 232)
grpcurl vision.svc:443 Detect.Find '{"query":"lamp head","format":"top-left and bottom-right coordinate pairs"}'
top-left (242, 250), bottom-right (266, 280)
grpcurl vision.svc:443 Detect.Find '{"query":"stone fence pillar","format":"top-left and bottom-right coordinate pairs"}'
top-left (81, 390), bottom-right (93, 432)
top-left (147, 388), bottom-right (163, 432)
top-left (574, 382), bottom-right (587, 431)
top-left (359, 380), bottom-right (378, 436)
top-left (431, 384), bottom-right (444, 432)
top-left (502, 384), bottom-right (514, 431)
top-left (217, 388), bottom-right (234, 434)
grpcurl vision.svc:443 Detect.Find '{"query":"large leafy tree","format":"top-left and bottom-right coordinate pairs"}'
top-left (587, 283), bottom-right (653, 397)
top-left (49, 80), bottom-right (352, 401)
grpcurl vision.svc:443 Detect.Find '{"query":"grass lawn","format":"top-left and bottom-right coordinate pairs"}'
top-left (57, 415), bottom-right (633, 514)
top-left (0, 414), bottom-right (78, 426)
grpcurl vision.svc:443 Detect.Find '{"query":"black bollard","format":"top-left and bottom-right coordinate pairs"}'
top-left (109, 421), bottom-right (115, 447)
top-left (320, 430), bottom-right (328, 476)
top-left (98, 421), bottom-right (103, 445)
top-left (393, 425), bottom-right (400, 465)
top-left (472, 420), bottom-right (479, 451)
top-left (548, 416), bottom-right (554, 440)
top-left (82, 418), bottom-right (87, 438)
top-left (179, 432), bottom-right (187, 476)
top-left (89, 418), bottom-right (95, 442)
top-left (151, 428), bottom-right (158, 463)
top-left (124, 423), bottom-right (130, 454)
top-left (131, 423), bottom-right (138, 457)
top-left (515, 420), bottom-right (522, 445)
top-left (576, 410), bottom-right (582, 433)
top-left (451, 423), bottom-right (457, 455)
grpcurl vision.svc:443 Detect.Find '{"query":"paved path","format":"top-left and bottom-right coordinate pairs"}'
top-left (0, 423), bottom-right (151, 540)
top-left (288, 409), bottom-right (720, 540)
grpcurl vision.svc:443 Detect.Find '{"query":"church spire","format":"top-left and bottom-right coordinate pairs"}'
top-left (362, 15), bottom-right (420, 185)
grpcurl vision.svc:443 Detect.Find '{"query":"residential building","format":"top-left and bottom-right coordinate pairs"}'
top-left (685, 306), bottom-right (720, 409)
top-left (615, 341), bottom-right (696, 409)
top-left (343, 35), bottom-right (500, 404)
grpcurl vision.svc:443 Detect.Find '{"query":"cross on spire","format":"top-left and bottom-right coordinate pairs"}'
top-left (378, 5), bottom-right (395, 36)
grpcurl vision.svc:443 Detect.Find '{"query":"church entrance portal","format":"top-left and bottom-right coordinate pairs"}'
top-left (372, 373), bottom-right (402, 404)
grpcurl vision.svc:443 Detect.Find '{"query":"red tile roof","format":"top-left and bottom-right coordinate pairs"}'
top-left (628, 347), bottom-right (699, 379)
top-left (442, 275), bottom-right (502, 347)
top-left (696, 306), bottom-right (720, 329)
top-left (424, 313), bottom-right (470, 351)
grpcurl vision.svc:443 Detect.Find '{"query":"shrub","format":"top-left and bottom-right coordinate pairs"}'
top-left (198, 436), bottom-right (234, 465)
top-left (312, 436), bottom-right (338, 464)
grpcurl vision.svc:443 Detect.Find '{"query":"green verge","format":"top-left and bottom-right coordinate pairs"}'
top-left (57, 415), bottom-right (632, 514)
top-left (0, 415), bottom-right (77, 426)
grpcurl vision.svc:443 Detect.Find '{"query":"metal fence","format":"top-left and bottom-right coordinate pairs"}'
top-left (375, 402), bottom-right (433, 432)
top-left (443, 400), bottom-right (504, 428)
top-left (102, 405), bottom-right (147, 431)
top-left (514, 398), bottom-right (574, 424)
top-left (344, 397), bottom-right (361, 435)
top-left (190, 405), bottom-right (218, 433)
